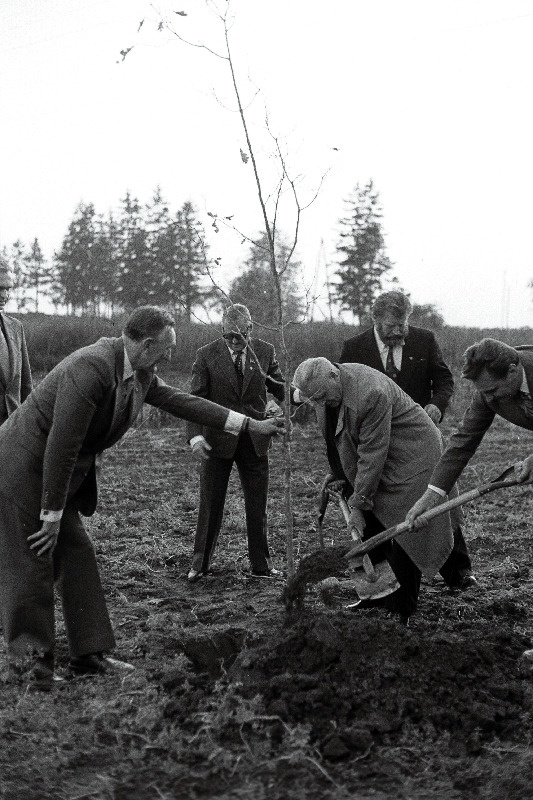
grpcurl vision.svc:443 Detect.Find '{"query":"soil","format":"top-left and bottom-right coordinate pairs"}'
top-left (2, 402), bottom-right (533, 799)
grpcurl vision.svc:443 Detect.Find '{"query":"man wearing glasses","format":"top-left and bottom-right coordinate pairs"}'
top-left (187, 303), bottom-right (286, 581)
top-left (0, 255), bottom-right (32, 424)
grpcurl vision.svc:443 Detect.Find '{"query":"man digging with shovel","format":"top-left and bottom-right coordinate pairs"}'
top-left (292, 357), bottom-right (454, 624)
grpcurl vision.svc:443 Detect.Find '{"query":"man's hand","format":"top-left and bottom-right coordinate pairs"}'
top-left (405, 488), bottom-right (442, 530)
top-left (348, 506), bottom-right (365, 539)
top-left (514, 456), bottom-right (533, 483)
top-left (249, 417), bottom-right (286, 437)
top-left (27, 520), bottom-right (61, 557)
top-left (320, 472), bottom-right (346, 495)
top-left (191, 436), bottom-right (212, 461)
top-left (424, 403), bottom-right (441, 425)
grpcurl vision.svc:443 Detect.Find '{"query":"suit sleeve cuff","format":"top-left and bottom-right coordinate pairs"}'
top-left (428, 484), bottom-right (447, 498)
top-left (224, 410), bottom-right (247, 435)
top-left (40, 509), bottom-right (64, 522)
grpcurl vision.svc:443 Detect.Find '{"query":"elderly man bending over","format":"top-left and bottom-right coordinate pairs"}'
top-left (293, 357), bottom-right (453, 622)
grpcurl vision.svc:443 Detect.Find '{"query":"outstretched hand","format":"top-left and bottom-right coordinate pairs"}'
top-left (250, 417), bottom-right (286, 437)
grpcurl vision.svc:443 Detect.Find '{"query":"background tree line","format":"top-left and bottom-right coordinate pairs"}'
top-left (1, 180), bottom-right (444, 328)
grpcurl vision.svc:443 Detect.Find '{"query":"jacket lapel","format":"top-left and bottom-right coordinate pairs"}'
top-left (365, 328), bottom-right (386, 373)
top-left (217, 338), bottom-right (241, 395)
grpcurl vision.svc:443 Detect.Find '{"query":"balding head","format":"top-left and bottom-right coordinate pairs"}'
top-left (293, 357), bottom-right (342, 405)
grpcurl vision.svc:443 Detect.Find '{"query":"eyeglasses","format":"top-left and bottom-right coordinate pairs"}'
top-left (222, 327), bottom-right (252, 341)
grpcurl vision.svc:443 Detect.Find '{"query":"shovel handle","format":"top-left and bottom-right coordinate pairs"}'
top-left (345, 475), bottom-right (528, 560)
top-left (337, 496), bottom-right (378, 581)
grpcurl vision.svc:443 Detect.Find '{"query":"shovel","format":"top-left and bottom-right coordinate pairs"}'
top-left (345, 465), bottom-right (533, 561)
top-left (318, 487), bottom-right (400, 601)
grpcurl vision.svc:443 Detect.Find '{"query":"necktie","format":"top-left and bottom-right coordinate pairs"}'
top-left (385, 347), bottom-right (399, 381)
top-left (234, 353), bottom-right (244, 393)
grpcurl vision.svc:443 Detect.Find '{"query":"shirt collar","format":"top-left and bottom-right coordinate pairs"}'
top-left (123, 347), bottom-right (134, 381)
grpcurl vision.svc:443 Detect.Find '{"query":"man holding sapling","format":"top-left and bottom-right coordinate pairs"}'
top-left (186, 303), bottom-right (292, 582)
top-left (0, 305), bottom-right (284, 690)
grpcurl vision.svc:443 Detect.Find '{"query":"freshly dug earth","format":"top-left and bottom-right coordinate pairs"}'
top-left (2, 403), bottom-right (533, 799)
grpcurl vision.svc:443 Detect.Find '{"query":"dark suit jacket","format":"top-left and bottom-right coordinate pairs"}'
top-left (0, 312), bottom-right (32, 423)
top-left (339, 325), bottom-right (454, 418)
top-left (0, 337), bottom-right (238, 519)
top-left (431, 350), bottom-right (533, 493)
top-left (186, 337), bottom-right (285, 458)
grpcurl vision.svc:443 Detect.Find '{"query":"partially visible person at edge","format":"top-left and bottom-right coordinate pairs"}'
top-left (339, 289), bottom-right (477, 591)
top-left (406, 339), bottom-right (533, 532)
top-left (186, 303), bottom-right (298, 582)
top-left (0, 305), bottom-right (285, 690)
top-left (292, 356), bottom-right (454, 624)
top-left (0, 255), bottom-right (32, 423)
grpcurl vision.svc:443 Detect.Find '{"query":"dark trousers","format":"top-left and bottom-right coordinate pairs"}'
top-left (191, 432), bottom-right (270, 574)
top-left (439, 526), bottom-right (472, 586)
top-left (0, 495), bottom-right (115, 661)
top-left (362, 510), bottom-right (421, 618)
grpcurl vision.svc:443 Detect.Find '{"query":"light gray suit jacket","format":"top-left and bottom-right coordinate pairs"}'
top-left (319, 363), bottom-right (453, 575)
top-left (0, 312), bottom-right (32, 423)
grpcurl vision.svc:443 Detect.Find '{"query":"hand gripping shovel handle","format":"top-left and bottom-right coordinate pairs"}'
top-left (345, 465), bottom-right (532, 561)
top-left (337, 495), bottom-right (378, 582)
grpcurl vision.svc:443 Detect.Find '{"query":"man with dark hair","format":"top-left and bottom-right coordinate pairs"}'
top-left (407, 338), bottom-right (533, 525)
top-left (0, 305), bottom-right (284, 688)
top-left (187, 303), bottom-right (287, 581)
top-left (339, 289), bottom-right (476, 590)
top-left (0, 255), bottom-right (32, 423)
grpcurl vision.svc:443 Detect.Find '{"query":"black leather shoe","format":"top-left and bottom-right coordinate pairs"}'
top-left (69, 652), bottom-right (134, 676)
top-left (250, 568), bottom-right (283, 579)
top-left (458, 574), bottom-right (479, 590)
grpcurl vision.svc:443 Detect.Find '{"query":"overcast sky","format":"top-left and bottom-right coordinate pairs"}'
top-left (1, 0), bottom-right (532, 327)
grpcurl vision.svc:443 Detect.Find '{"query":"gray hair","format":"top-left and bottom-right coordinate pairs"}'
top-left (223, 303), bottom-right (252, 329)
top-left (372, 291), bottom-right (412, 320)
top-left (293, 357), bottom-right (338, 397)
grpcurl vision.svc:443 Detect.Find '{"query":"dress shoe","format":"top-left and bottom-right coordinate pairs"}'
top-left (187, 569), bottom-right (204, 583)
top-left (457, 574), bottom-right (479, 591)
top-left (69, 652), bottom-right (134, 676)
top-left (250, 567), bottom-right (283, 579)
top-left (9, 655), bottom-right (65, 692)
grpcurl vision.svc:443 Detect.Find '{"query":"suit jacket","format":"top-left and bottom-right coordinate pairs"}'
top-left (339, 325), bottom-right (454, 417)
top-left (0, 337), bottom-right (238, 519)
top-left (186, 337), bottom-right (285, 458)
top-left (431, 350), bottom-right (533, 493)
top-left (318, 363), bottom-right (452, 575)
top-left (0, 312), bottom-right (32, 423)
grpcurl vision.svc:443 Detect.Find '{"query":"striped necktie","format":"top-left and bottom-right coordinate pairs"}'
top-left (234, 353), bottom-right (244, 392)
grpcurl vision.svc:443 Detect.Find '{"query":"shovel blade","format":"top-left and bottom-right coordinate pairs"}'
top-left (345, 558), bottom-right (400, 601)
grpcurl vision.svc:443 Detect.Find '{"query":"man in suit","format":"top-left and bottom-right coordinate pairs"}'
top-left (187, 304), bottom-right (286, 582)
top-left (0, 257), bottom-right (32, 423)
top-left (339, 290), bottom-right (476, 590)
top-left (0, 306), bottom-right (284, 688)
top-left (407, 338), bottom-right (533, 526)
top-left (292, 357), bottom-right (454, 622)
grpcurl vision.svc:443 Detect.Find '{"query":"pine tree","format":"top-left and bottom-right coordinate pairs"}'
top-left (54, 203), bottom-right (104, 314)
top-left (25, 238), bottom-right (54, 313)
top-left (334, 180), bottom-right (395, 323)
top-left (9, 240), bottom-right (30, 311)
top-left (115, 192), bottom-right (152, 309)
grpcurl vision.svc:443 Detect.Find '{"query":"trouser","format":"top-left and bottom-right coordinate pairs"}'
top-left (190, 432), bottom-right (270, 574)
top-left (362, 510), bottom-right (421, 618)
top-left (0, 495), bottom-right (115, 661)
